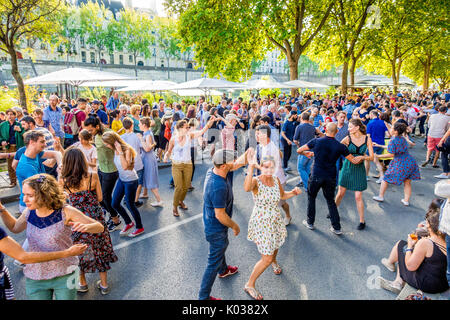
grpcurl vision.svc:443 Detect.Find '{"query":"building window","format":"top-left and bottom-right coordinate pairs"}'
top-left (81, 51), bottom-right (86, 63)
top-left (110, 54), bottom-right (114, 64)
top-left (80, 37), bottom-right (85, 48)
top-left (137, 61), bottom-right (144, 66)
top-left (129, 55), bottom-right (133, 63)
top-left (187, 62), bottom-right (193, 69)
top-left (90, 52), bottom-right (95, 64)
top-left (119, 55), bottom-right (123, 65)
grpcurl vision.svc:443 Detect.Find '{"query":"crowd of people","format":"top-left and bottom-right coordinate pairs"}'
top-left (0, 87), bottom-right (449, 300)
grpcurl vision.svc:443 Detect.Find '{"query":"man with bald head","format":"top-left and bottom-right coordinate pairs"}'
top-left (297, 122), bottom-right (364, 235)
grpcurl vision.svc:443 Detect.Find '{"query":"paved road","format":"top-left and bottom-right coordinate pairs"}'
top-left (2, 142), bottom-right (443, 300)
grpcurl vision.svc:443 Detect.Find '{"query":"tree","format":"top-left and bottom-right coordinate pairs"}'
top-left (362, 0), bottom-right (444, 92)
top-left (306, 0), bottom-right (375, 94)
top-left (115, 8), bottom-right (155, 78)
top-left (165, 0), bottom-right (336, 90)
top-left (403, 35), bottom-right (449, 91)
top-left (78, 1), bottom-right (118, 68)
top-left (55, 5), bottom-right (82, 65)
top-left (0, 0), bottom-right (63, 111)
top-left (155, 17), bottom-right (181, 79)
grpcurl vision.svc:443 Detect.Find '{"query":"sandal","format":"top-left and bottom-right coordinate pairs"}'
top-left (179, 202), bottom-right (188, 210)
top-left (173, 208), bottom-right (180, 217)
top-left (272, 262), bottom-right (282, 275)
top-left (244, 285), bottom-right (263, 300)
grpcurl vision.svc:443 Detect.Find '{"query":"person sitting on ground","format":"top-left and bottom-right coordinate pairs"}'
top-left (378, 202), bottom-right (449, 295)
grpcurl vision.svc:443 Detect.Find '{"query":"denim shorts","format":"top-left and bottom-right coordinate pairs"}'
top-left (137, 169), bottom-right (144, 185)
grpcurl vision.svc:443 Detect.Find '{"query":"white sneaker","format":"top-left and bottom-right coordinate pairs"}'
top-left (376, 177), bottom-right (383, 184)
top-left (373, 196), bottom-right (384, 202)
top-left (401, 199), bottom-right (409, 206)
top-left (381, 258), bottom-right (396, 272)
top-left (150, 201), bottom-right (164, 207)
top-left (434, 173), bottom-right (449, 179)
top-left (284, 217), bottom-right (292, 226)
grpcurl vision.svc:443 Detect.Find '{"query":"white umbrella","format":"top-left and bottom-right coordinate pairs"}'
top-left (243, 78), bottom-right (294, 89)
top-left (169, 77), bottom-right (243, 90)
top-left (284, 79), bottom-right (329, 89)
top-left (172, 89), bottom-right (223, 96)
top-left (24, 67), bottom-right (133, 86)
top-left (80, 79), bottom-right (147, 88)
top-left (115, 80), bottom-right (178, 92)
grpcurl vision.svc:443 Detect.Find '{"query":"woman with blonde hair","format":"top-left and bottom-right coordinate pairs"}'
top-left (129, 104), bottom-right (142, 134)
top-left (102, 131), bottom-right (144, 237)
top-left (0, 173), bottom-right (104, 300)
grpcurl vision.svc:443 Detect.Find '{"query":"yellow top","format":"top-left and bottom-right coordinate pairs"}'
top-left (112, 119), bottom-right (125, 135)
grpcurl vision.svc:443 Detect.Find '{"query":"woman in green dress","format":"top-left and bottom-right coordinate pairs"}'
top-left (335, 119), bottom-right (374, 230)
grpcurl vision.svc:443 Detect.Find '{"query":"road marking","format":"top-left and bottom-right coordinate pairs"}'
top-left (286, 176), bottom-right (300, 184)
top-left (113, 213), bottom-right (203, 251)
top-left (300, 284), bottom-right (308, 300)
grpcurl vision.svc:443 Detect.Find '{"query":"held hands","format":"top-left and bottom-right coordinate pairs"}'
top-left (66, 244), bottom-right (88, 257)
top-left (291, 187), bottom-right (302, 196)
top-left (304, 151), bottom-right (314, 159)
top-left (1, 141), bottom-right (7, 147)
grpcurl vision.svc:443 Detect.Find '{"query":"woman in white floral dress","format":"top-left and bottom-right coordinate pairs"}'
top-left (243, 152), bottom-right (302, 300)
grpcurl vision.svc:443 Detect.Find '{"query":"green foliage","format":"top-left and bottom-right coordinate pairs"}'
top-left (168, 0), bottom-right (335, 81)
top-left (155, 17), bottom-right (181, 64)
top-left (79, 87), bottom-right (109, 101)
top-left (115, 8), bottom-right (155, 64)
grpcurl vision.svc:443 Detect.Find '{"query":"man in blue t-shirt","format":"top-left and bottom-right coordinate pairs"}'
top-left (297, 123), bottom-right (365, 234)
top-left (16, 130), bottom-right (62, 213)
top-left (199, 148), bottom-right (249, 300)
top-left (366, 110), bottom-right (390, 183)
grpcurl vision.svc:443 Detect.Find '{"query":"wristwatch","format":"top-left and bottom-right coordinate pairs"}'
top-left (405, 248), bottom-right (413, 253)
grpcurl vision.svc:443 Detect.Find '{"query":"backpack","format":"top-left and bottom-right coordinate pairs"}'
top-left (64, 109), bottom-right (82, 135)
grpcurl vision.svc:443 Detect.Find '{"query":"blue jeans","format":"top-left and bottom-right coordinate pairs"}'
top-left (297, 155), bottom-right (312, 189)
top-left (446, 234), bottom-right (450, 287)
top-left (198, 231), bottom-right (229, 300)
top-left (112, 179), bottom-right (143, 229)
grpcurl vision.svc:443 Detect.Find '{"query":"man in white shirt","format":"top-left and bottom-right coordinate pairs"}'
top-left (255, 125), bottom-right (292, 225)
top-left (422, 106), bottom-right (450, 168)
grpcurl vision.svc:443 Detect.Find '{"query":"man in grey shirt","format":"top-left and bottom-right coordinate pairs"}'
top-left (293, 112), bottom-right (322, 189)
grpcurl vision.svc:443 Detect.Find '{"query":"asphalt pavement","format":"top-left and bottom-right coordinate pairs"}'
top-left (2, 141), bottom-right (448, 300)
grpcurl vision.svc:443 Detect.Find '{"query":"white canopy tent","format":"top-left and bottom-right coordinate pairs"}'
top-left (80, 79), bottom-right (148, 88)
top-left (283, 79), bottom-right (329, 89)
top-left (172, 89), bottom-right (223, 97)
top-left (115, 80), bottom-right (177, 92)
top-left (169, 77), bottom-right (244, 91)
top-left (24, 67), bottom-right (133, 86)
top-left (243, 78), bottom-right (294, 89)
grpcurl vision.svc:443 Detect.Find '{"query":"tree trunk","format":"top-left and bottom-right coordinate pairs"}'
top-left (288, 57), bottom-right (299, 97)
top-left (423, 51), bottom-right (432, 91)
top-left (341, 60), bottom-right (349, 95)
top-left (8, 46), bottom-right (28, 112)
top-left (167, 57), bottom-right (170, 79)
top-left (134, 54), bottom-right (138, 78)
top-left (349, 58), bottom-right (356, 95)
